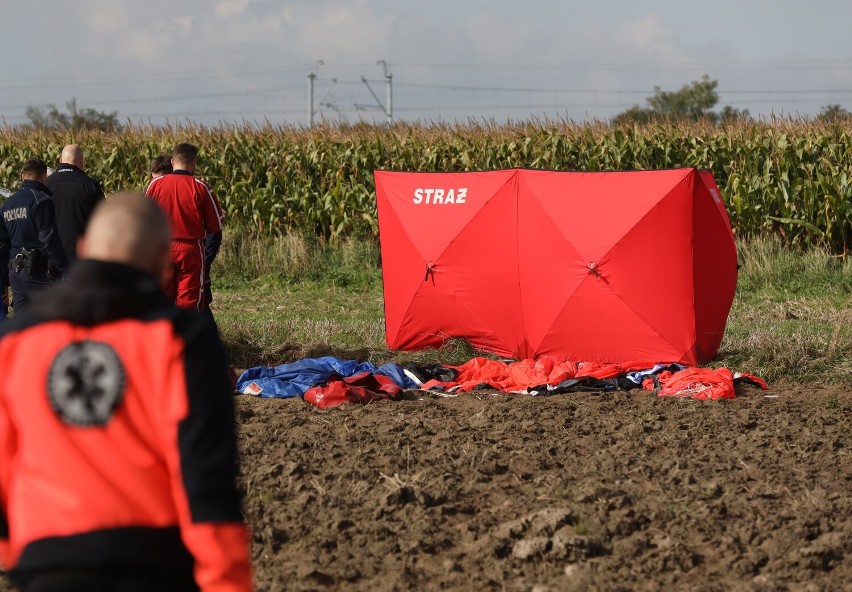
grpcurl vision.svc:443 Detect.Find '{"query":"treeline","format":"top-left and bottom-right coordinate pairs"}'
top-left (0, 119), bottom-right (850, 252)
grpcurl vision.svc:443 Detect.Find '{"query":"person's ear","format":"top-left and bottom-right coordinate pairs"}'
top-left (76, 236), bottom-right (88, 259)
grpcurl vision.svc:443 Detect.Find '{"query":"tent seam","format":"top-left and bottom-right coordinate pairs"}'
top-left (515, 172), bottom-right (527, 357)
top-left (432, 171), bottom-right (519, 263)
top-left (535, 170), bottom-right (697, 361)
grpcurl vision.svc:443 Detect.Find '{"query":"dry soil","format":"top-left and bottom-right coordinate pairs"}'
top-left (238, 384), bottom-right (851, 592)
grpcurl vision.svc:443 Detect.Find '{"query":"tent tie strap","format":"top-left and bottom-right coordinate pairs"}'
top-left (587, 262), bottom-right (601, 278)
top-left (424, 262), bottom-right (435, 281)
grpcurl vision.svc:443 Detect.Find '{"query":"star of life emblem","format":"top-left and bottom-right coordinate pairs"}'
top-left (47, 341), bottom-right (126, 427)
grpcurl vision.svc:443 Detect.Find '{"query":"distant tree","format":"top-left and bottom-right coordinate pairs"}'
top-left (612, 76), bottom-right (748, 125)
top-left (718, 105), bottom-right (752, 122)
top-left (647, 75), bottom-right (718, 119)
top-left (611, 105), bottom-right (656, 125)
top-left (611, 106), bottom-right (654, 126)
top-left (26, 98), bottom-right (120, 131)
top-left (817, 104), bottom-right (850, 122)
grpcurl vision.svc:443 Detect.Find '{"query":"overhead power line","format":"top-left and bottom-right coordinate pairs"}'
top-left (0, 66), bottom-right (314, 89)
top-left (5, 58), bottom-right (852, 125)
top-left (0, 85), bottom-right (305, 111)
top-left (390, 59), bottom-right (852, 72)
top-left (396, 82), bottom-right (852, 96)
top-left (6, 56), bottom-right (852, 92)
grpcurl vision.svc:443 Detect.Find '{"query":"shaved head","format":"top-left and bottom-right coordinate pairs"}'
top-left (78, 192), bottom-right (171, 278)
top-left (60, 144), bottom-right (84, 168)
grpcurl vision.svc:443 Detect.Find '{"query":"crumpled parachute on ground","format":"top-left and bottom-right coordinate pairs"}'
top-left (236, 356), bottom-right (767, 408)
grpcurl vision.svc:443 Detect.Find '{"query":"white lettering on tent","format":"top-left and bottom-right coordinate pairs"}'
top-left (709, 188), bottom-right (721, 204)
top-left (412, 188), bottom-right (468, 205)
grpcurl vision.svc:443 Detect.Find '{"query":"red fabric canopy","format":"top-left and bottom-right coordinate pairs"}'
top-left (375, 168), bottom-right (737, 365)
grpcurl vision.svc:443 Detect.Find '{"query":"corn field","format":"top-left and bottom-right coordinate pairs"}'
top-left (0, 119), bottom-right (850, 252)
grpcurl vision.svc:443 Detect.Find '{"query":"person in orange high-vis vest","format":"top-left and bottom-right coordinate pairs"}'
top-left (146, 143), bottom-right (224, 312)
top-left (0, 193), bottom-right (252, 592)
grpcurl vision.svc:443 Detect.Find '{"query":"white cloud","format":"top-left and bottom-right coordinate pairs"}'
top-left (119, 29), bottom-right (165, 62)
top-left (85, 4), bottom-right (131, 35)
top-left (215, 0), bottom-right (251, 18)
top-left (0, 0), bottom-right (838, 125)
top-left (208, 0), bottom-right (392, 61)
top-left (465, 13), bottom-right (533, 61)
top-left (175, 15), bottom-right (194, 32)
top-left (292, 1), bottom-right (390, 58)
top-left (613, 13), bottom-right (682, 59)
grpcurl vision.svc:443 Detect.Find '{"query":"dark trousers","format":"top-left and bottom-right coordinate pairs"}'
top-left (8, 268), bottom-right (53, 314)
top-left (14, 568), bottom-right (199, 592)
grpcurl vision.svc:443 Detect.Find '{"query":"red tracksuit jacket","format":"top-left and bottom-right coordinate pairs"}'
top-left (146, 170), bottom-right (225, 310)
top-left (146, 170), bottom-right (223, 241)
top-left (0, 260), bottom-right (252, 591)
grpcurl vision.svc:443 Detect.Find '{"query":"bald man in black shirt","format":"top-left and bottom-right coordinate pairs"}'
top-left (47, 144), bottom-right (105, 261)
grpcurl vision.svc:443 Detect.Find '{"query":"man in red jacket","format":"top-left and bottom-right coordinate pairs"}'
top-left (0, 193), bottom-right (252, 591)
top-left (146, 143), bottom-right (224, 311)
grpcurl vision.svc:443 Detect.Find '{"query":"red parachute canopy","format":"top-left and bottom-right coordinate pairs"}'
top-left (375, 168), bottom-right (737, 366)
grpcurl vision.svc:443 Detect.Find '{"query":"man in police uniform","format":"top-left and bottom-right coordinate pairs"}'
top-left (0, 159), bottom-right (69, 313)
top-left (46, 144), bottom-right (105, 261)
top-left (0, 193), bottom-right (252, 591)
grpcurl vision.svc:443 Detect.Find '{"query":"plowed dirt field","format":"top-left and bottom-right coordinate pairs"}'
top-left (238, 385), bottom-right (851, 592)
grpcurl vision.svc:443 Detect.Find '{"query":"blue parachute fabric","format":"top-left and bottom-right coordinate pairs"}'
top-left (375, 362), bottom-right (418, 390)
top-left (236, 356), bottom-right (417, 398)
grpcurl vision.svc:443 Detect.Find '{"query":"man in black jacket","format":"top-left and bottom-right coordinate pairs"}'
top-left (0, 159), bottom-right (69, 313)
top-left (46, 144), bottom-right (104, 261)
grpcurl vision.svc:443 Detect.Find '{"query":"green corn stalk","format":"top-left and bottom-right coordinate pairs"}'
top-left (0, 119), bottom-right (850, 252)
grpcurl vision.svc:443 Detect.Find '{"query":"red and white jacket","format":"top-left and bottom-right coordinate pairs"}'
top-left (146, 170), bottom-right (224, 241)
top-left (0, 260), bottom-right (252, 591)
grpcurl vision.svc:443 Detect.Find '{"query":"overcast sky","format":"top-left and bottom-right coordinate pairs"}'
top-left (1, 0), bottom-right (851, 127)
